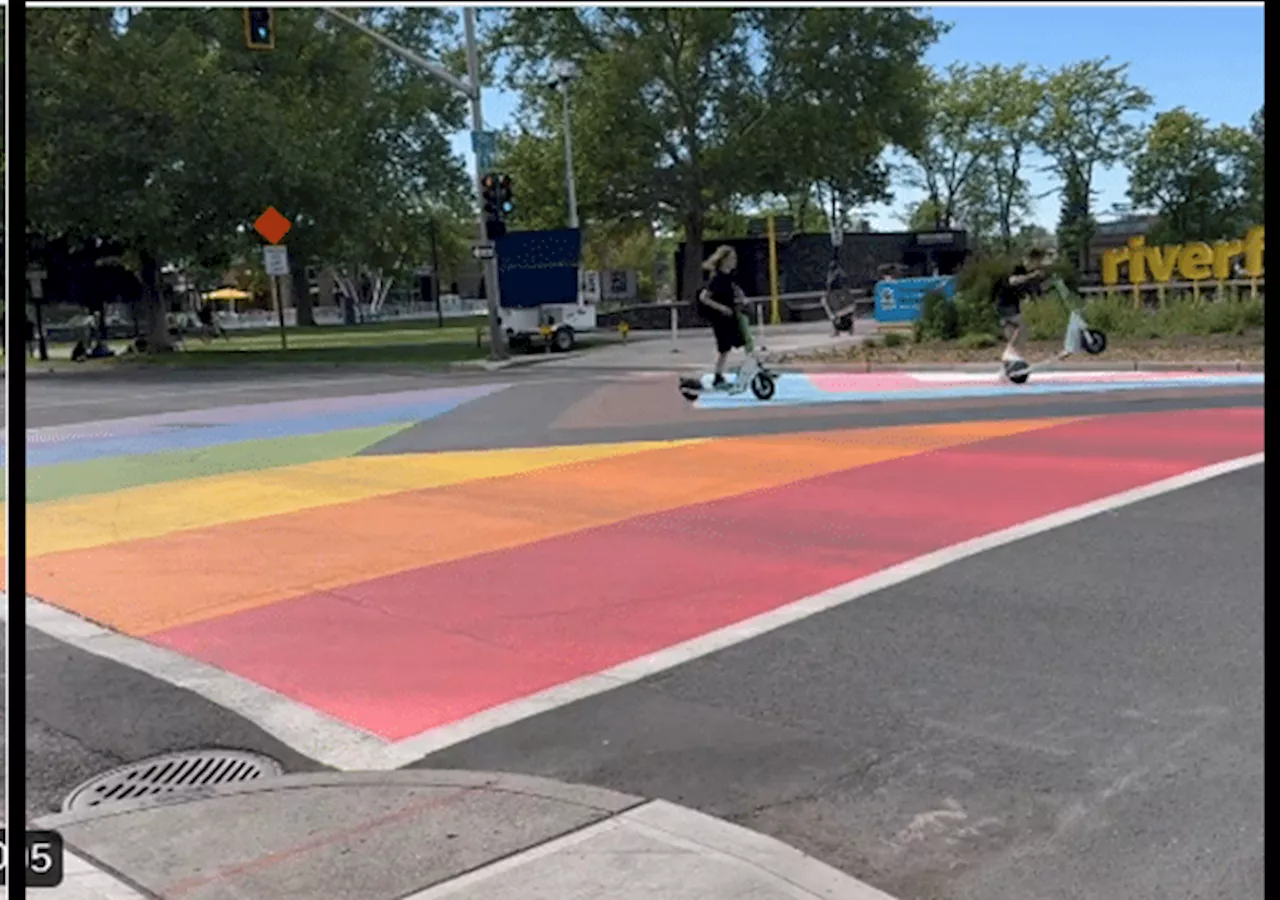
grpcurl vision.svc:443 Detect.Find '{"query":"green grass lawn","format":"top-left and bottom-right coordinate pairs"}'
top-left (28, 317), bottom-right (496, 369)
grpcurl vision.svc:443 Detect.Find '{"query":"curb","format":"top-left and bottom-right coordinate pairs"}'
top-left (33, 770), bottom-right (898, 900)
top-left (782, 360), bottom-right (1265, 374)
top-left (31, 769), bottom-right (644, 830)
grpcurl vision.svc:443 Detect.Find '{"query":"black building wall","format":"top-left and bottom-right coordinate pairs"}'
top-left (675, 230), bottom-right (968, 300)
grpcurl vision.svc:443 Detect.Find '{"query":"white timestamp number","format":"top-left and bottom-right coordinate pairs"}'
top-left (0, 828), bottom-right (66, 887)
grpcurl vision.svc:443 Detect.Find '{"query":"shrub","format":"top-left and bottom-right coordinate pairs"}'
top-left (1082, 293), bottom-right (1149, 337)
top-left (1154, 294), bottom-right (1267, 336)
top-left (882, 331), bottom-right (906, 347)
top-left (917, 289), bottom-right (959, 341)
top-left (1022, 295), bottom-right (1071, 341)
top-left (1240, 296), bottom-right (1265, 328)
top-left (958, 331), bottom-right (998, 350)
top-left (956, 289), bottom-right (1001, 337)
top-left (953, 254), bottom-right (1012, 338)
top-left (955, 254), bottom-right (1016, 304)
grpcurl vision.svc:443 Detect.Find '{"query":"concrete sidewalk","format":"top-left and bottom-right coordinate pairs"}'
top-left (463, 321), bottom-right (868, 373)
top-left (34, 770), bottom-right (896, 900)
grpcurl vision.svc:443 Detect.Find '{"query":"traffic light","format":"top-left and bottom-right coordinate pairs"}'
top-left (497, 174), bottom-right (514, 216)
top-left (481, 174), bottom-right (500, 220)
top-left (481, 173), bottom-right (511, 240)
top-left (244, 8), bottom-right (275, 50)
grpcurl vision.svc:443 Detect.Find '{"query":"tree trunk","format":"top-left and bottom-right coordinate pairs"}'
top-left (680, 207), bottom-right (706, 305)
top-left (318, 268), bottom-right (335, 311)
top-left (140, 250), bottom-right (171, 352)
top-left (292, 251), bottom-right (314, 327)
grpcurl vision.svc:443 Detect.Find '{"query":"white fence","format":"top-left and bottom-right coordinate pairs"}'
top-left (1078, 278), bottom-right (1264, 302)
top-left (213, 296), bottom-right (490, 330)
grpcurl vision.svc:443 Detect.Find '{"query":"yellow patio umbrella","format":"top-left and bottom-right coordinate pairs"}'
top-left (203, 287), bottom-right (252, 313)
top-left (204, 287), bottom-right (252, 302)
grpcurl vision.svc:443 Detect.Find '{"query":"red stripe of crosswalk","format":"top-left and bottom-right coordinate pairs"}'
top-left (151, 408), bottom-right (1263, 741)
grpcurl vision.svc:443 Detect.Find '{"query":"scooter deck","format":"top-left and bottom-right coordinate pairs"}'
top-left (679, 374), bottom-right (750, 395)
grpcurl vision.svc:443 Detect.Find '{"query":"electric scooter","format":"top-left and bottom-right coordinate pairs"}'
top-left (1002, 278), bottom-right (1108, 385)
top-left (679, 312), bottom-right (778, 402)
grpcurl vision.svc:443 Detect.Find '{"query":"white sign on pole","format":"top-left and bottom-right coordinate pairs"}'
top-left (263, 245), bottom-right (290, 276)
top-left (472, 130), bottom-right (498, 173)
top-left (472, 244), bottom-right (495, 260)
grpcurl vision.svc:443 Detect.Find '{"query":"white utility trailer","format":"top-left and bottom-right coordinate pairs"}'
top-left (499, 299), bottom-right (597, 353)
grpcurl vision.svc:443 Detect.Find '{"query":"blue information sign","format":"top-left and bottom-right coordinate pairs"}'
top-left (495, 229), bottom-right (582, 308)
top-left (873, 275), bottom-right (957, 323)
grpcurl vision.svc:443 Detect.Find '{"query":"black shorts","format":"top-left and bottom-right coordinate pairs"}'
top-left (996, 302), bottom-right (1022, 328)
top-left (711, 311), bottom-right (745, 353)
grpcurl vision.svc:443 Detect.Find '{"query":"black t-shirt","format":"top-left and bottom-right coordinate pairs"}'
top-left (997, 265), bottom-right (1042, 308)
top-left (702, 270), bottom-right (738, 315)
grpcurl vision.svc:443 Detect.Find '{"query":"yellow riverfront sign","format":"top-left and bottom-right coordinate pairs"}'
top-left (1101, 226), bottom-right (1264, 286)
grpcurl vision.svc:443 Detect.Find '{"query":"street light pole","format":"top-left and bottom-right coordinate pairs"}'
top-left (552, 62), bottom-right (580, 230)
top-left (464, 8), bottom-right (507, 360)
top-left (561, 82), bottom-right (579, 230)
top-left (321, 6), bottom-right (506, 360)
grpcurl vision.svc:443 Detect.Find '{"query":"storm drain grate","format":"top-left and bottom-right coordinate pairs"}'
top-left (63, 749), bottom-right (283, 813)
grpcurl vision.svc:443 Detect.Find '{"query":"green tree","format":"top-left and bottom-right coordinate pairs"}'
top-left (494, 127), bottom-right (577, 233)
top-left (1036, 57), bottom-right (1153, 272)
top-left (1128, 107), bottom-right (1254, 245)
top-left (1218, 105), bottom-right (1264, 230)
top-left (747, 9), bottom-right (941, 232)
top-left (904, 196), bottom-right (947, 232)
top-left (1246, 106), bottom-right (1264, 222)
top-left (907, 64), bottom-right (986, 231)
top-left (1056, 167), bottom-right (1094, 271)
top-left (955, 165), bottom-right (1001, 252)
top-left (26, 7), bottom-right (470, 348)
top-left (1012, 223), bottom-right (1054, 257)
top-left (970, 64), bottom-right (1043, 252)
top-left (493, 7), bottom-right (942, 302)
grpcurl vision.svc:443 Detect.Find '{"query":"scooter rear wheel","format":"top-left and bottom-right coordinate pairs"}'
top-left (751, 372), bottom-right (777, 400)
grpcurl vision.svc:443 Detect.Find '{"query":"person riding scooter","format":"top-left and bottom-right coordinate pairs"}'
top-left (995, 247), bottom-right (1050, 375)
top-left (697, 245), bottom-right (753, 388)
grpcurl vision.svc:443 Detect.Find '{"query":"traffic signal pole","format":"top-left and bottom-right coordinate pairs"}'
top-left (321, 6), bottom-right (507, 360)
top-left (463, 8), bottom-right (507, 360)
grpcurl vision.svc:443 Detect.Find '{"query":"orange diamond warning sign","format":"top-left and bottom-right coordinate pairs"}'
top-left (254, 207), bottom-right (292, 244)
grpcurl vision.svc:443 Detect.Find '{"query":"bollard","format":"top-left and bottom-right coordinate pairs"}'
top-left (541, 324), bottom-right (553, 353)
top-left (670, 304), bottom-right (679, 352)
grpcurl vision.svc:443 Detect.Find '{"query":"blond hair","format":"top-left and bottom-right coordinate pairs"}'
top-left (702, 245), bottom-right (736, 272)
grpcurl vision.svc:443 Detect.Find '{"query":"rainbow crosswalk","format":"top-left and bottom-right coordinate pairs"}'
top-left (21, 382), bottom-right (1265, 744)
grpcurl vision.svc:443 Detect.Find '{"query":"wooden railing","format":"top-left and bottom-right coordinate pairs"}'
top-left (1079, 278), bottom-right (1264, 305)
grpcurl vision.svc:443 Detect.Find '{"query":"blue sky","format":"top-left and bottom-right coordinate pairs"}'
top-left (449, 5), bottom-right (1265, 231)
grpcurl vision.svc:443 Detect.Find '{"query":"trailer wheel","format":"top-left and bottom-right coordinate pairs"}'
top-left (552, 326), bottom-right (576, 353)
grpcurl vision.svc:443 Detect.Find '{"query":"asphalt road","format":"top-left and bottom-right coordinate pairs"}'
top-left (412, 464), bottom-right (1265, 899)
top-left (17, 366), bottom-right (1266, 899)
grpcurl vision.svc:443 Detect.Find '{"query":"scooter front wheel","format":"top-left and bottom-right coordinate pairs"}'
top-left (1083, 329), bottom-right (1107, 355)
top-left (751, 372), bottom-right (777, 400)
top-left (1004, 360), bottom-right (1031, 385)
